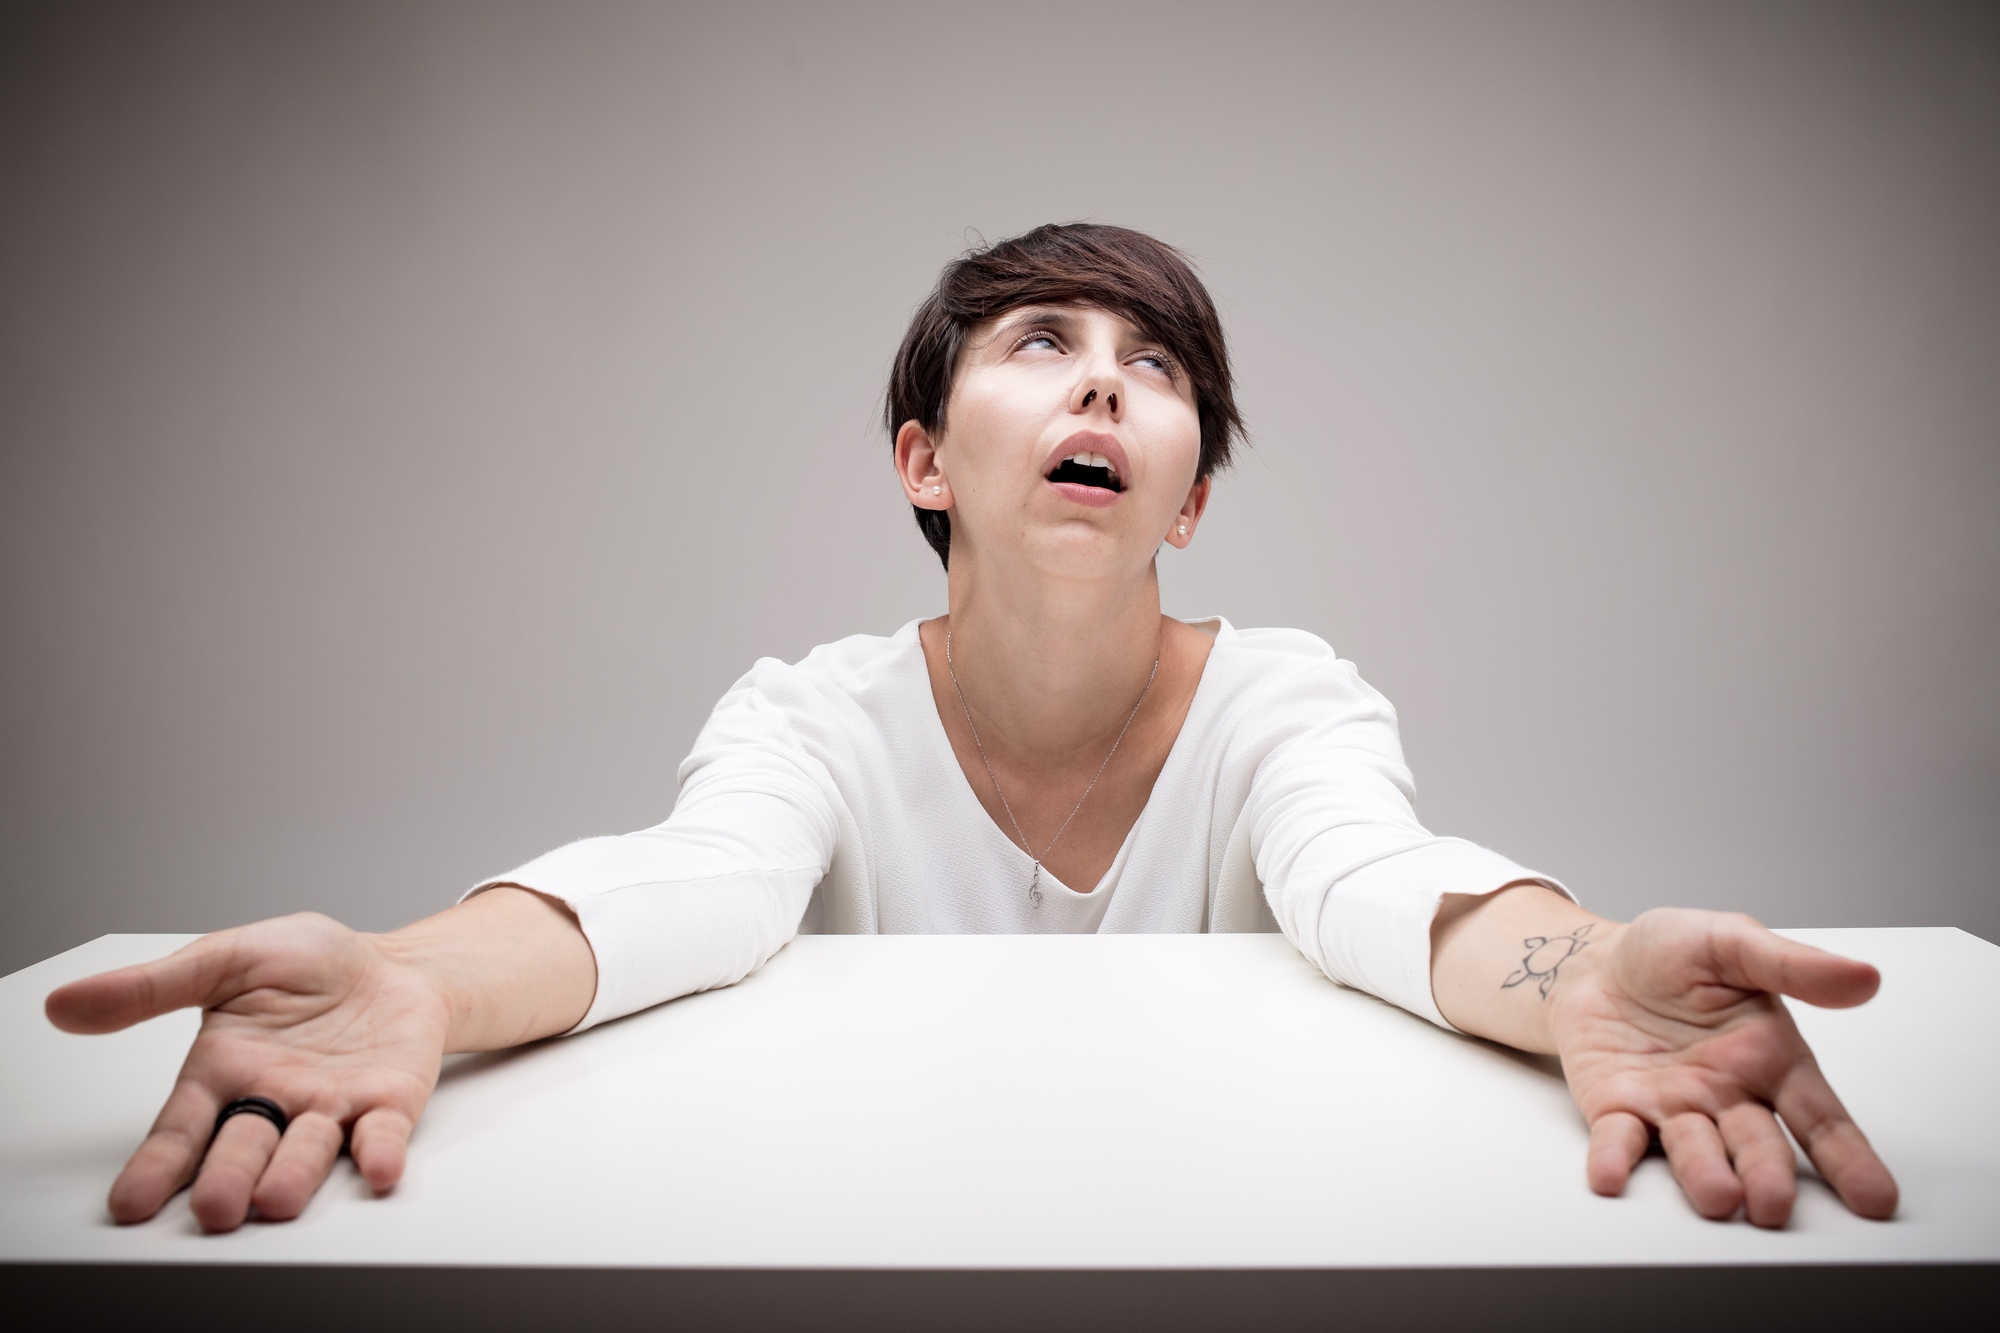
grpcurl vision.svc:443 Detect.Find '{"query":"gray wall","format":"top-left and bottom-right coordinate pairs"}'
top-left (3, 0), bottom-right (1995, 975)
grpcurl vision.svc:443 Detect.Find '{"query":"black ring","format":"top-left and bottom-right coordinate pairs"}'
top-left (214, 1096), bottom-right (289, 1137)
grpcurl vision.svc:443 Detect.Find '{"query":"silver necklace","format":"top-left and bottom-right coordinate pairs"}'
top-left (944, 627), bottom-right (1159, 907)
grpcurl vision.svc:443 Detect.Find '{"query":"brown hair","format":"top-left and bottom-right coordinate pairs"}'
top-left (885, 223), bottom-right (1244, 568)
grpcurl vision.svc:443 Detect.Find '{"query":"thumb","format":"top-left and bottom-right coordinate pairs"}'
top-left (45, 930), bottom-right (244, 1034)
top-left (1711, 918), bottom-right (1881, 1010)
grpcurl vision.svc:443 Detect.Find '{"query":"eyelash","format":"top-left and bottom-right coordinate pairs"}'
top-left (1012, 331), bottom-right (1180, 380)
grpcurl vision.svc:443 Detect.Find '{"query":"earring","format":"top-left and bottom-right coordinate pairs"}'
top-left (932, 485), bottom-right (942, 495)
top-left (1178, 524), bottom-right (1188, 535)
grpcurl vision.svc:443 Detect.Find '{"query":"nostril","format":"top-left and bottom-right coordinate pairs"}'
top-left (1082, 389), bottom-right (1097, 408)
top-left (1108, 392), bottom-right (1118, 413)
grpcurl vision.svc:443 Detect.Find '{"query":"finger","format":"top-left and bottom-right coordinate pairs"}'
top-left (1586, 1111), bottom-right (1651, 1197)
top-left (188, 1111), bottom-right (283, 1233)
top-left (1709, 920), bottom-right (1880, 1009)
top-left (251, 1112), bottom-right (345, 1222)
top-left (107, 1080), bottom-right (220, 1225)
top-left (1718, 1103), bottom-right (1797, 1229)
top-left (46, 931), bottom-right (244, 1034)
top-left (350, 1106), bottom-right (415, 1195)
top-left (1659, 1112), bottom-right (1743, 1221)
top-left (1775, 1060), bottom-right (1899, 1220)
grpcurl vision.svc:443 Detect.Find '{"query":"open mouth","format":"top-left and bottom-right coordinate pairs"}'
top-left (1046, 452), bottom-right (1123, 493)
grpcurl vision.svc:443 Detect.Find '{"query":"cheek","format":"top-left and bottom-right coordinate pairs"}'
top-left (1148, 401), bottom-right (1203, 481)
top-left (947, 382), bottom-right (1052, 476)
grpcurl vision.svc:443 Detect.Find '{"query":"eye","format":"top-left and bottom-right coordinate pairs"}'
top-left (1130, 351), bottom-right (1178, 378)
top-left (1014, 331), bottom-right (1061, 353)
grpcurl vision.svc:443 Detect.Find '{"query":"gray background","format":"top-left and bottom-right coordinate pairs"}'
top-left (3, 0), bottom-right (1995, 976)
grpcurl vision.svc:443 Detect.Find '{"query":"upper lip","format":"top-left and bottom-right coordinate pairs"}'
top-left (1042, 432), bottom-right (1131, 490)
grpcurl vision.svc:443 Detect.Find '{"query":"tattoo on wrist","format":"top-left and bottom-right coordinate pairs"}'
top-left (1502, 924), bottom-right (1594, 999)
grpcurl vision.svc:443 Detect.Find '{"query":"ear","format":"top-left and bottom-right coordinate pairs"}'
top-left (895, 420), bottom-right (951, 510)
top-left (1163, 474), bottom-right (1212, 549)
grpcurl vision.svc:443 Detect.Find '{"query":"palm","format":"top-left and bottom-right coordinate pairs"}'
top-left (179, 928), bottom-right (445, 1121)
top-left (46, 913), bottom-right (450, 1232)
top-left (1548, 910), bottom-right (1898, 1227)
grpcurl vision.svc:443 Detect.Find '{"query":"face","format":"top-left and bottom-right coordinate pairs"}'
top-left (895, 305), bottom-right (1210, 583)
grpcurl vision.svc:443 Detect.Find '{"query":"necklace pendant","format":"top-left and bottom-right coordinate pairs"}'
top-left (946, 628), bottom-right (1157, 921)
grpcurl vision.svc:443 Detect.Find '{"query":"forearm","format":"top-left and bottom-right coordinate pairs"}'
top-left (1430, 883), bottom-right (1617, 1052)
top-left (373, 886), bottom-right (598, 1052)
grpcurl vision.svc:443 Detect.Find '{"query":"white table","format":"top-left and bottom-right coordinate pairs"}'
top-left (3, 929), bottom-right (1996, 1328)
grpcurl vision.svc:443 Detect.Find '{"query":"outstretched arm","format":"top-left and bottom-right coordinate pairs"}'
top-left (44, 886), bottom-right (594, 1233)
top-left (1430, 884), bottom-right (1898, 1227)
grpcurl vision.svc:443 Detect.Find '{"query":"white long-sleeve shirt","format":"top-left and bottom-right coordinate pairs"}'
top-left (473, 618), bottom-right (1567, 1033)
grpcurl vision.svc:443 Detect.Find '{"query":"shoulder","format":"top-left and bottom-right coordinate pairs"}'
top-left (696, 620), bottom-right (926, 747)
top-left (734, 620), bottom-right (924, 697)
top-left (1196, 618), bottom-right (1366, 693)
top-left (1186, 617), bottom-right (1399, 743)
top-left (1207, 619), bottom-right (1341, 664)
top-left (676, 622), bottom-right (930, 793)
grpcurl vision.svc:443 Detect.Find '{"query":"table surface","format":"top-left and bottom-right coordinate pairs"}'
top-left (3, 928), bottom-right (1996, 1270)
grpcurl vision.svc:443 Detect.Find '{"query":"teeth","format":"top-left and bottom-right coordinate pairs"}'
top-left (1065, 452), bottom-right (1117, 474)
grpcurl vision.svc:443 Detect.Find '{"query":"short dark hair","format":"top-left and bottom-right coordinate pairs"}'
top-left (884, 223), bottom-right (1244, 569)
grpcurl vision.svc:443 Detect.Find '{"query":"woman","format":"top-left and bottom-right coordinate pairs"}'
top-left (47, 223), bottom-right (1898, 1236)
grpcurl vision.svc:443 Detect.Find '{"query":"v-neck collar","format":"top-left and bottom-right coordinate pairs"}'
top-left (902, 617), bottom-right (1230, 901)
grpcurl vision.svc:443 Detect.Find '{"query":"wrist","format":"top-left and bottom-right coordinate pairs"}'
top-left (1539, 920), bottom-right (1625, 1052)
top-left (375, 885), bottom-right (596, 1052)
top-left (1431, 883), bottom-right (1621, 1053)
top-left (370, 917), bottom-right (477, 1051)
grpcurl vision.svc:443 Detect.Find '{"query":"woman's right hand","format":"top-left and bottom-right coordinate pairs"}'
top-left (45, 913), bottom-right (451, 1232)
top-left (43, 888), bottom-right (596, 1234)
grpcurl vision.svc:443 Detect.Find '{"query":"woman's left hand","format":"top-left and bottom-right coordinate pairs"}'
top-left (1545, 908), bottom-right (1899, 1227)
top-left (1431, 888), bottom-right (1899, 1227)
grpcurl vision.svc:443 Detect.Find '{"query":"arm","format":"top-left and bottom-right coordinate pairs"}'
top-left (1233, 641), bottom-right (1898, 1226)
top-left (44, 887), bottom-right (593, 1233)
top-left (46, 667), bottom-right (838, 1234)
top-left (1431, 882), bottom-right (1606, 1053)
top-left (1431, 884), bottom-right (1899, 1227)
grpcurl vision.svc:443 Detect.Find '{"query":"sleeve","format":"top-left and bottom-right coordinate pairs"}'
top-left (464, 672), bottom-right (839, 1032)
top-left (1244, 649), bottom-right (1571, 1030)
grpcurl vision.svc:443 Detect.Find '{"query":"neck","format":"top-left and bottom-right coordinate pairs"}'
top-left (942, 547), bottom-right (1164, 764)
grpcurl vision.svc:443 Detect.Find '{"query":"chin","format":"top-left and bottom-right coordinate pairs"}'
top-left (1020, 524), bottom-right (1155, 581)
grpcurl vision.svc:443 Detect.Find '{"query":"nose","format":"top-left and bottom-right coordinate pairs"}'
top-left (1072, 374), bottom-right (1121, 421)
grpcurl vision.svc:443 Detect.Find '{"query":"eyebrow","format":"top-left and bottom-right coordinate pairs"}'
top-left (984, 306), bottom-right (1089, 344)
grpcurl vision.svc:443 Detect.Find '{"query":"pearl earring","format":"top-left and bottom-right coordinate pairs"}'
top-left (932, 485), bottom-right (942, 495)
top-left (1178, 524), bottom-right (1188, 535)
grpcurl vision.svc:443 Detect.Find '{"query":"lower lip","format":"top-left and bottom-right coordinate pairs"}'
top-left (1046, 480), bottom-right (1123, 509)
